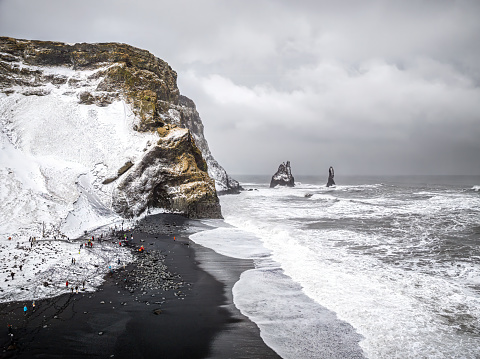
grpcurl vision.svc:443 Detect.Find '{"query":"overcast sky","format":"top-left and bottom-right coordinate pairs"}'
top-left (1, 0), bottom-right (479, 176)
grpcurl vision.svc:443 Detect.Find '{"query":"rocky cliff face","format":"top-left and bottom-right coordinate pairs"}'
top-left (0, 37), bottom-right (233, 235)
top-left (270, 161), bottom-right (295, 188)
top-left (176, 95), bottom-right (242, 194)
top-left (112, 128), bottom-right (220, 219)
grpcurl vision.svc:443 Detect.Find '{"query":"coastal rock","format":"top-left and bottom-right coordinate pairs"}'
top-left (112, 128), bottom-right (222, 218)
top-left (326, 166), bottom-right (335, 187)
top-left (0, 37), bottom-right (227, 222)
top-left (270, 161), bottom-right (295, 188)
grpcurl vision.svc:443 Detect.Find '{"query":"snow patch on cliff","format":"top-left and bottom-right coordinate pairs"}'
top-left (0, 68), bottom-right (158, 241)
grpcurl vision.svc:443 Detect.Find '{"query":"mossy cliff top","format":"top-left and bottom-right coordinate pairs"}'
top-left (0, 37), bottom-right (179, 130)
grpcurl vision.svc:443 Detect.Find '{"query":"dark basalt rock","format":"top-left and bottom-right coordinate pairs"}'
top-left (326, 166), bottom-right (335, 187)
top-left (270, 161), bottom-right (295, 188)
top-left (112, 128), bottom-right (222, 219)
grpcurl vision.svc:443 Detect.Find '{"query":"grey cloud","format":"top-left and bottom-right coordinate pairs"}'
top-left (1, 0), bottom-right (479, 175)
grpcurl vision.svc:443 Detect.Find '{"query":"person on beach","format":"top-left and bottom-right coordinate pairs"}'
top-left (32, 301), bottom-right (35, 311)
top-left (19, 265), bottom-right (22, 271)
top-left (83, 280), bottom-right (85, 289)
top-left (23, 305), bottom-right (27, 315)
top-left (75, 285), bottom-right (78, 294)
top-left (66, 280), bottom-right (69, 287)
top-left (10, 272), bottom-right (14, 280)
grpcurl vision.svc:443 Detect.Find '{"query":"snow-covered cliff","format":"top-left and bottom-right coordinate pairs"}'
top-left (0, 37), bottom-right (235, 239)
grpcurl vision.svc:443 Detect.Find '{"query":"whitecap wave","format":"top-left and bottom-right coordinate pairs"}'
top-left (215, 185), bottom-right (480, 358)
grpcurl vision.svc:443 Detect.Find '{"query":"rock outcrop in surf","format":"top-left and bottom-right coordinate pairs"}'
top-left (270, 161), bottom-right (295, 188)
top-left (326, 166), bottom-right (335, 187)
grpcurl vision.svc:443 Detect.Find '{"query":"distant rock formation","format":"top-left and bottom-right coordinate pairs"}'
top-left (270, 161), bottom-right (295, 188)
top-left (326, 166), bottom-right (335, 187)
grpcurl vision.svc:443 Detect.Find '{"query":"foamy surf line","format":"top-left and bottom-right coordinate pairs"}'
top-left (218, 178), bottom-right (480, 359)
top-left (190, 225), bottom-right (365, 359)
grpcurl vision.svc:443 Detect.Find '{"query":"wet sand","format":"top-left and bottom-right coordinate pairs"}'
top-left (0, 214), bottom-right (280, 359)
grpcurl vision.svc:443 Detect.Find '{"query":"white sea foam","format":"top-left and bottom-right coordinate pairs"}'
top-left (190, 226), bottom-right (365, 358)
top-left (233, 265), bottom-right (364, 359)
top-left (213, 184), bottom-right (480, 359)
top-left (189, 227), bottom-right (270, 260)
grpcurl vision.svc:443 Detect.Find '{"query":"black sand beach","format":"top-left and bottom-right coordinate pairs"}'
top-left (0, 214), bottom-right (280, 359)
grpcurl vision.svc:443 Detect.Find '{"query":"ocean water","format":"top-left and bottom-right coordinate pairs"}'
top-left (191, 175), bottom-right (480, 359)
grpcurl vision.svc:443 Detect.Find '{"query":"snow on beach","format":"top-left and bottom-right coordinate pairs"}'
top-left (0, 234), bottom-right (133, 304)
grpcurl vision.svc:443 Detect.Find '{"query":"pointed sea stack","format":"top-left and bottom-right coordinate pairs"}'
top-left (270, 161), bottom-right (295, 188)
top-left (326, 166), bottom-right (335, 187)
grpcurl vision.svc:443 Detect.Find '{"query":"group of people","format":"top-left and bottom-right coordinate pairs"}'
top-left (66, 279), bottom-right (86, 294)
top-left (9, 264), bottom-right (23, 281)
top-left (22, 300), bottom-right (35, 315)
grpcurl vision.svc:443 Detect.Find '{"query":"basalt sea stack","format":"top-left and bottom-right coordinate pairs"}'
top-left (326, 166), bottom-right (335, 187)
top-left (270, 161), bottom-right (295, 188)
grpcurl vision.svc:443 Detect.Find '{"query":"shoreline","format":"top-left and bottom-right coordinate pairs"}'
top-left (192, 241), bottom-right (280, 359)
top-left (0, 214), bottom-right (279, 358)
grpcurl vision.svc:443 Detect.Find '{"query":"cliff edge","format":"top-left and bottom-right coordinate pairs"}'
top-left (0, 37), bottom-right (235, 237)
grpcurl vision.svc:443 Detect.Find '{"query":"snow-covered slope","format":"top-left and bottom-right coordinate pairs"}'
top-left (0, 85), bottom-right (156, 239)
